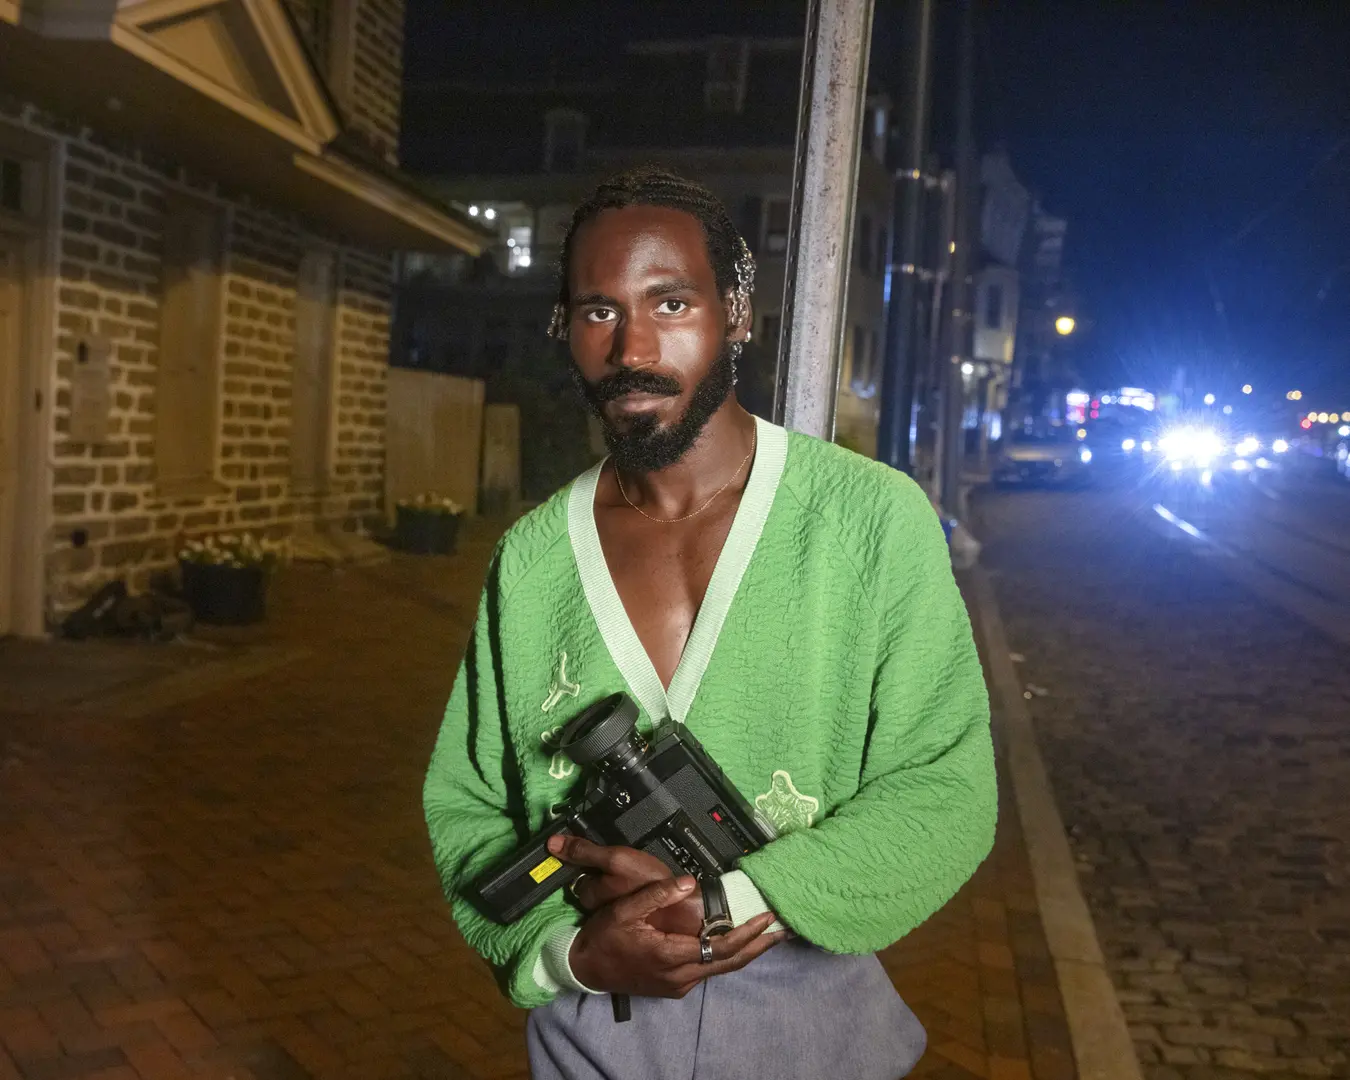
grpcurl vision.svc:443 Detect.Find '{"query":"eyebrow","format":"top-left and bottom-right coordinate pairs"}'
top-left (571, 278), bottom-right (704, 308)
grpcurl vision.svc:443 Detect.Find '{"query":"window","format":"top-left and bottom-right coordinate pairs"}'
top-left (291, 249), bottom-right (339, 493)
top-left (857, 213), bottom-right (873, 274)
top-left (544, 109), bottom-right (587, 172)
top-left (763, 198), bottom-right (790, 255)
top-left (507, 225), bottom-right (533, 273)
top-left (0, 158), bottom-right (21, 214)
top-left (705, 40), bottom-right (749, 114)
top-left (760, 313), bottom-right (781, 352)
top-left (155, 194), bottom-right (225, 488)
top-left (852, 325), bottom-right (869, 390)
top-left (984, 283), bottom-right (1004, 330)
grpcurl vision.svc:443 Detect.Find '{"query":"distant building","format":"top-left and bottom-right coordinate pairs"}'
top-left (0, 0), bottom-right (483, 634)
top-left (1010, 203), bottom-right (1076, 426)
top-left (397, 35), bottom-right (894, 475)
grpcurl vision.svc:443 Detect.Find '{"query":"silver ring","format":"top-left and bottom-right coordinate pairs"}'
top-left (566, 873), bottom-right (588, 900)
top-left (699, 938), bottom-right (714, 964)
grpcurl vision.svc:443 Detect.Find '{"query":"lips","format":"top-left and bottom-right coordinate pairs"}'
top-left (606, 392), bottom-right (671, 414)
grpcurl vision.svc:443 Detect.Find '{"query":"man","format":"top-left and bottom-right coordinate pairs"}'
top-left (424, 168), bottom-right (996, 1079)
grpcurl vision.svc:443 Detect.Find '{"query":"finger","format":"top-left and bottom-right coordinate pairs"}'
top-left (546, 834), bottom-right (623, 872)
top-left (655, 911), bottom-right (776, 968)
top-left (667, 927), bottom-right (788, 986)
top-left (577, 864), bottom-right (670, 910)
top-left (611, 876), bottom-right (696, 925)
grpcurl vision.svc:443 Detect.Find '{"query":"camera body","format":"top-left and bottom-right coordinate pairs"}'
top-left (468, 692), bottom-right (778, 924)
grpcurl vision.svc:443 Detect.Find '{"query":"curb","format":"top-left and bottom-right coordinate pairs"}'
top-left (966, 566), bottom-right (1143, 1080)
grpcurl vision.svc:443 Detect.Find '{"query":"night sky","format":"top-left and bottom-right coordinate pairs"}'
top-left (406, 1), bottom-right (1350, 405)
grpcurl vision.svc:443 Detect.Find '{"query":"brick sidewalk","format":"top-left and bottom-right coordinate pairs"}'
top-left (0, 519), bottom-right (1078, 1080)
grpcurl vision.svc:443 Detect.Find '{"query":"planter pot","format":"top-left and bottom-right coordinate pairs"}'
top-left (179, 560), bottom-right (269, 625)
top-left (396, 507), bottom-right (461, 555)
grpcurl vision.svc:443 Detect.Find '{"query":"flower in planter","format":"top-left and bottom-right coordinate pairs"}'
top-left (396, 493), bottom-right (464, 516)
top-left (178, 531), bottom-right (291, 572)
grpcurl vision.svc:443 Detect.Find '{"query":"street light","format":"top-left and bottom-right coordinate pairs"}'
top-left (1287, 389), bottom-right (1303, 401)
top-left (1054, 316), bottom-right (1075, 335)
top-left (1241, 384), bottom-right (1252, 394)
top-left (1203, 393), bottom-right (1216, 406)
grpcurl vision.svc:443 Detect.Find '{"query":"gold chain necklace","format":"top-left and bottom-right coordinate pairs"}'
top-left (615, 431), bottom-right (757, 524)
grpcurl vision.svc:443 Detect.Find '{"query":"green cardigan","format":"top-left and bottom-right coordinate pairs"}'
top-left (424, 417), bottom-right (996, 1009)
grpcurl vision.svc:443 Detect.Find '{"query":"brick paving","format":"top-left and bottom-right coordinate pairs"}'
top-left (974, 487), bottom-right (1350, 1080)
top-left (0, 517), bottom-right (1079, 1079)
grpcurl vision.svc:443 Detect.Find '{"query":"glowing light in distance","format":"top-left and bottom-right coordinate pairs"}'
top-left (1340, 425), bottom-right (1350, 438)
top-left (1055, 316), bottom-right (1076, 335)
top-left (1142, 440), bottom-right (1153, 452)
top-left (1203, 393), bottom-right (1216, 405)
top-left (1231, 459), bottom-right (1251, 472)
top-left (1222, 405), bottom-right (1233, 415)
top-left (484, 208), bottom-right (497, 220)
top-left (1332, 413), bottom-right (1342, 424)
top-left (1076, 428), bottom-right (1087, 440)
top-left (1255, 457), bottom-right (1271, 469)
top-left (961, 362), bottom-right (975, 375)
top-left (468, 205), bottom-right (480, 216)
top-left (1272, 439), bottom-right (1289, 453)
top-left (1242, 384), bottom-right (1252, 394)
top-left (1301, 418), bottom-right (1313, 429)
top-left (1200, 469), bottom-right (1213, 486)
top-left (1121, 438), bottom-right (1136, 451)
top-left (1170, 460), bottom-right (1184, 472)
top-left (1318, 412), bottom-right (1329, 424)
top-left (1079, 448), bottom-right (1093, 463)
top-left (1235, 437), bottom-right (1260, 458)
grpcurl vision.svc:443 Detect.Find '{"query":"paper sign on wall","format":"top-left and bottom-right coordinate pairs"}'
top-left (69, 336), bottom-right (112, 444)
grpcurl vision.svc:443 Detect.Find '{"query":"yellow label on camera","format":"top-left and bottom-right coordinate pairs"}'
top-left (529, 856), bottom-right (563, 884)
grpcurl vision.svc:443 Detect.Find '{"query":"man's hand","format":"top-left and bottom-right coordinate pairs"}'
top-left (547, 835), bottom-right (703, 935)
top-left (567, 877), bottom-right (784, 998)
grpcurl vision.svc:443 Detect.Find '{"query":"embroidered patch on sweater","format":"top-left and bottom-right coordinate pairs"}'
top-left (540, 725), bottom-right (575, 780)
top-left (540, 651), bottom-right (580, 714)
top-left (754, 770), bottom-right (820, 832)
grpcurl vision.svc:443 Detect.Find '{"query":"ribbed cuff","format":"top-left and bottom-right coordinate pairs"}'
top-left (722, 870), bottom-right (786, 934)
top-left (532, 923), bottom-right (602, 995)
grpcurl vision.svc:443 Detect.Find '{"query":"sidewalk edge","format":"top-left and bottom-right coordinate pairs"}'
top-left (966, 566), bottom-right (1143, 1080)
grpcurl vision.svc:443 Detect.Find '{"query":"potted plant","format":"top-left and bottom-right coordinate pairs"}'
top-left (394, 493), bottom-right (464, 554)
top-left (177, 532), bottom-right (288, 625)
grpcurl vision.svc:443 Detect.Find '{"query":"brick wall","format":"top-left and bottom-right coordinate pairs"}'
top-left (349, 0), bottom-right (404, 165)
top-left (0, 104), bottom-right (395, 619)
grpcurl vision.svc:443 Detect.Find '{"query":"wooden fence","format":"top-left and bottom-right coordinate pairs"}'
top-left (385, 369), bottom-right (484, 520)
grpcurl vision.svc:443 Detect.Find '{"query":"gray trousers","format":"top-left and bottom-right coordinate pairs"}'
top-left (526, 940), bottom-right (926, 1080)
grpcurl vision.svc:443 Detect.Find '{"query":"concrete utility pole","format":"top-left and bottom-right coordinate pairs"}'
top-left (877, 0), bottom-right (935, 474)
top-left (774, 0), bottom-right (876, 439)
top-left (940, 0), bottom-right (977, 514)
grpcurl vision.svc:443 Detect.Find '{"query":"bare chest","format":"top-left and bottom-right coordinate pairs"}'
top-left (595, 502), bottom-right (738, 691)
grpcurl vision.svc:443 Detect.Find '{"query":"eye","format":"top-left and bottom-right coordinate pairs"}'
top-left (657, 299), bottom-right (688, 314)
top-left (584, 307), bottom-right (617, 324)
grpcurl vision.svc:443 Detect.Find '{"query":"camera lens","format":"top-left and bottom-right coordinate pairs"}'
top-left (559, 693), bottom-right (645, 773)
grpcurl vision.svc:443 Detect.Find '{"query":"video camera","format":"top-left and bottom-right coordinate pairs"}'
top-left (469, 692), bottom-right (777, 925)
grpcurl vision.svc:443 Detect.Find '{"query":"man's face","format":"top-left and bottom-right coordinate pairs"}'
top-left (565, 205), bottom-right (744, 472)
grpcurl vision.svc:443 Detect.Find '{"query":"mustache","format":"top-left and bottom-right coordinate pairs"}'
top-left (587, 368), bottom-right (683, 402)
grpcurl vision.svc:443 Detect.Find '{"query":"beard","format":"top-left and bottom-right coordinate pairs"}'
top-left (570, 346), bottom-right (736, 473)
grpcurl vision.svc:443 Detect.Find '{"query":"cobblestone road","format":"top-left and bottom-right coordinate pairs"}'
top-left (973, 486), bottom-right (1350, 1079)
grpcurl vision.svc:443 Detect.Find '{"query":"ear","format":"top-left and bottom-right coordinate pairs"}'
top-left (723, 290), bottom-right (753, 343)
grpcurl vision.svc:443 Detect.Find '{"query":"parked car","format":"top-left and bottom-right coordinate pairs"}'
top-left (994, 426), bottom-right (1094, 487)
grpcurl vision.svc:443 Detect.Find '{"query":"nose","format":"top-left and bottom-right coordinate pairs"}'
top-left (613, 310), bottom-right (658, 371)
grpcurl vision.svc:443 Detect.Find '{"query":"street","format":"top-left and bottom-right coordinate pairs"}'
top-left (972, 462), bottom-right (1350, 1077)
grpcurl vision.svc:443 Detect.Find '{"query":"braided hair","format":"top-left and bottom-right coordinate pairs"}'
top-left (548, 167), bottom-right (755, 340)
